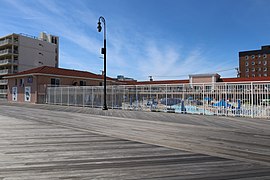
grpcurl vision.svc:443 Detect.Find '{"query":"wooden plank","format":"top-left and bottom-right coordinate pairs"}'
top-left (0, 104), bottom-right (270, 179)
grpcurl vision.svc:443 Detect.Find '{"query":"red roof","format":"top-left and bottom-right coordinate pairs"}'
top-left (133, 77), bottom-right (270, 85)
top-left (219, 77), bottom-right (270, 83)
top-left (4, 66), bottom-right (116, 81)
top-left (6, 66), bottom-right (270, 84)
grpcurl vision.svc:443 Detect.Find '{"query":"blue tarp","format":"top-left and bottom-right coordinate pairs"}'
top-left (237, 99), bottom-right (241, 109)
top-left (213, 100), bottom-right (231, 107)
top-left (204, 97), bottom-right (212, 101)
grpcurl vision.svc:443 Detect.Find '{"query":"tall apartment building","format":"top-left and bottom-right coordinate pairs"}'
top-left (0, 32), bottom-right (59, 98)
top-left (239, 45), bottom-right (270, 78)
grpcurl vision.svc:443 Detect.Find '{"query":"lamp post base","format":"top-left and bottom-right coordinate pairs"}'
top-left (102, 105), bottom-right (108, 110)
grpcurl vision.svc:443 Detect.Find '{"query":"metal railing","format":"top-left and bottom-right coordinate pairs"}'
top-left (0, 59), bottom-right (17, 65)
top-left (0, 89), bottom-right (7, 94)
top-left (0, 49), bottom-right (12, 55)
top-left (0, 79), bottom-right (8, 85)
top-left (0, 69), bottom-right (11, 75)
top-left (46, 82), bottom-right (270, 118)
top-left (0, 39), bottom-right (12, 46)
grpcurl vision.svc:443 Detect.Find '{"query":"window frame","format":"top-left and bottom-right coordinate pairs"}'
top-left (51, 78), bottom-right (60, 86)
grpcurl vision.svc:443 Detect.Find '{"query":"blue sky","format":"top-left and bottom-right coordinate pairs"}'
top-left (1, 0), bottom-right (270, 80)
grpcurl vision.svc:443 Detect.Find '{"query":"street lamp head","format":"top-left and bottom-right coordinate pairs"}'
top-left (97, 21), bottom-right (102, 32)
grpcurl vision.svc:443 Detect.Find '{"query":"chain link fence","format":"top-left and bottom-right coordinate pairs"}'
top-left (46, 82), bottom-right (270, 118)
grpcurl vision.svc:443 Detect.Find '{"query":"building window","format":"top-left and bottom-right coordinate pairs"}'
top-left (246, 68), bottom-right (249, 72)
top-left (252, 55), bottom-right (255, 59)
top-left (252, 74), bottom-right (255, 77)
top-left (258, 74), bottom-right (261, 77)
top-left (51, 78), bottom-right (60, 86)
top-left (27, 76), bottom-right (33, 83)
top-left (264, 67), bottom-right (268, 72)
top-left (245, 74), bottom-right (249, 78)
top-left (258, 67), bottom-right (261, 71)
top-left (245, 55), bottom-right (249, 60)
top-left (264, 61), bottom-right (267, 65)
top-left (251, 61), bottom-right (255, 65)
top-left (80, 80), bottom-right (86, 86)
top-left (258, 60), bottom-right (261, 64)
top-left (252, 68), bottom-right (255, 72)
top-left (245, 62), bottom-right (249, 66)
top-left (19, 78), bottom-right (24, 87)
top-left (258, 54), bottom-right (261, 58)
top-left (264, 73), bottom-right (267, 77)
top-left (263, 54), bottom-right (267, 59)
top-left (51, 36), bottom-right (58, 44)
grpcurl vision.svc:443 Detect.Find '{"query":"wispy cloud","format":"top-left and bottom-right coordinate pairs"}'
top-left (137, 42), bottom-right (179, 77)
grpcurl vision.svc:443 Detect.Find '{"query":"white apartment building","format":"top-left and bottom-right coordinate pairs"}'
top-left (0, 32), bottom-right (59, 98)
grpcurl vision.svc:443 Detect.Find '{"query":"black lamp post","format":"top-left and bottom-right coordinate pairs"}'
top-left (97, 16), bottom-right (108, 110)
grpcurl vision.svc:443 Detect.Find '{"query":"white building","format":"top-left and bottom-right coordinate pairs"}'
top-left (0, 32), bottom-right (59, 98)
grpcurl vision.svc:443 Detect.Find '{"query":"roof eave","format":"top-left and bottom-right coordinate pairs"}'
top-left (4, 73), bottom-right (116, 82)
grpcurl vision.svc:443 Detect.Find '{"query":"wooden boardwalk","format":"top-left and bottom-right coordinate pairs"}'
top-left (0, 103), bottom-right (270, 179)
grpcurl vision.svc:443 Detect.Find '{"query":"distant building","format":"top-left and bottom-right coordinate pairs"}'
top-left (189, 74), bottom-right (220, 84)
top-left (116, 75), bottom-right (135, 81)
top-left (239, 45), bottom-right (270, 78)
top-left (0, 32), bottom-right (59, 98)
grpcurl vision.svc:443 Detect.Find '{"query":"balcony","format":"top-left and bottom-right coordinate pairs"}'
top-left (0, 79), bottom-right (8, 85)
top-left (0, 49), bottom-right (12, 56)
top-left (0, 49), bottom-right (18, 56)
top-left (0, 89), bottom-right (7, 94)
top-left (0, 39), bottom-right (12, 46)
top-left (0, 69), bottom-right (11, 75)
top-left (0, 59), bottom-right (17, 66)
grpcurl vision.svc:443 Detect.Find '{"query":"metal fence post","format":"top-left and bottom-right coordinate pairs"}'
top-left (123, 86), bottom-right (126, 110)
top-left (150, 85), bottom-right (152, 111)
top-left (54, 86), bottom-right (56, 104)
top-left (112, 86), bottom-right (114, 109)
top-left (47, 86), bottom-right (50, 104)
top-left (165, 85), bottom-right (168, 109)
top-left (225, 83), bottom-right (228, 116)
top-left (203, 83), bottom-right (205, 115)
top-left (61, 87), bottom-right (63, 105)
top-left (251, 82), bottom-right (254, 118)
top-left (67, 87), bottom-right (69, 106)
top-left (83, 86), bottom-right (85, 107)
top-left (91, 86), bottom-right (94, 108)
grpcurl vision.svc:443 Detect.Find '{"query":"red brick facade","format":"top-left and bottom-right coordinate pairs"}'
top-left (239, 46), bottom-right (270, 78)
